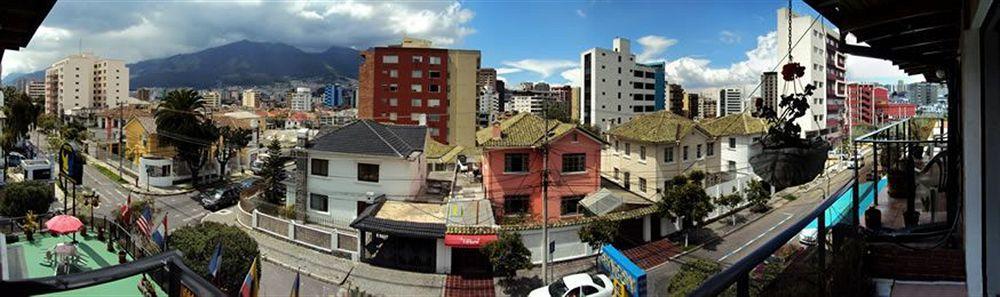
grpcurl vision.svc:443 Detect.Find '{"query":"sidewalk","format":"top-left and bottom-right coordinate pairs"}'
top-left (84, 154), bottom-right (198, 197)
top-left (202, 209), bottom-right (446, 297)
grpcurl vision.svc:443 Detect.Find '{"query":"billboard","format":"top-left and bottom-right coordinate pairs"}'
top-left (597, 244), bottom-right (647, 297)
top-left (58, 143), bottom-right (84, 184)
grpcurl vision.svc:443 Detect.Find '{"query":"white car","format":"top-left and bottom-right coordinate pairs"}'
top-left (528, 273), bottom-right (613, 297)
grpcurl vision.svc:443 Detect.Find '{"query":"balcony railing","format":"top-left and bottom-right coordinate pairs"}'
top-left (690, 116), bottom-right (951, 297)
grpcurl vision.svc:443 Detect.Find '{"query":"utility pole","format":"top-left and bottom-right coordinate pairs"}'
top-left (540, 100), bottom-right (551, 284)
top-left (117, 100), bottom-right (124, 179)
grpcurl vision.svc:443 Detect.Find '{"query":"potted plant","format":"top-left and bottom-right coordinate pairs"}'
top-left (750, 63), bottom-right (831, 190)
top-left (23, 211), bottom-right (39, 242)
top-left (118, 250), bottom-right (128, 264)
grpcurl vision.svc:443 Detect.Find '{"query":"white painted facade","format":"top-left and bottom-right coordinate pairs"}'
top-left (291, 87), bottom-right (313, 111)
top-left (580, 38), bottom-right (661, 131)
top-left (511, 95), bottom-right (545, 115)
top-left (44, 53), bottom-right (129, 114)
top-left (777, 7), bottom-right (844, 138)
top-left (601, 129), bottom-right (721, 200)
top-left (304, 150), bottom-right (427, 227)
top-left (718, 133), bottom-right (763, 177)
top-left (719, 88), bottom-right (744, 117)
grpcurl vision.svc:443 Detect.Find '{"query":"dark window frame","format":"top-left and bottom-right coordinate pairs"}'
top-left (504, 153), bottom-right (530, 173)
top-left (561, 153), bottom-right (586, 173)
top-left (311, 158), bottom-right (329, 176)
top-left (357, 163), bottom-right (380, 182)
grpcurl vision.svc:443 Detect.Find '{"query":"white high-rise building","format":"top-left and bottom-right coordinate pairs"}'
top-left (242, 89), bottom-right (258, 108)
top-left (203, 91), bottom-right (221, 108)
top-left (291, 87), bottom-right (313, 111)
top-left (777, 7), bottom-right (846, 139)
top-left (478, 86), bottom-right (500, 115)
top-left (511, 95), bottom-right (546, 115)
top-left (26, 81), bottom-right (45, 100)
top-left (44, 53), bottom-right (129, 115)
top-left (580, 37), bottom-right (666, 130)
top-left (719, 88), bottom-right (744, 117)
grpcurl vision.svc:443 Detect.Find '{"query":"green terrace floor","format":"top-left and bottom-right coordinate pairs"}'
top-left (7, 233), bottom-right (167, 296)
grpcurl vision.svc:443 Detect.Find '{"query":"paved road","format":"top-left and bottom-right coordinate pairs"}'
top-left (260, 260), bottom-right (340, 297)
top-left (80, 161), bottom-right (209, 232)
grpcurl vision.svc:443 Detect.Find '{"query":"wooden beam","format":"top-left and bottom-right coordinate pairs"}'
top-left (860, 23), bottom-right (958, 44)
top-left (890, 38), bottom-right (959, 51)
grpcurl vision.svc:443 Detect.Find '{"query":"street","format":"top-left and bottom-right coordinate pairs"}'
top-left (260, 261), bottom-right (340, 297)
top-left (81, 161), bottom-right (208, 232)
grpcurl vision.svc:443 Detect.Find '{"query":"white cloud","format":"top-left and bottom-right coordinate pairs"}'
top-left (2, 1), bottom-right (475, 78)
top-left (636, 35), bottom-right (677, 63)
top-left (719, 30), bottom-right (741, 44)
top-left (502, 59), bottom-right (576, 78)
top-left (561, 68), bottom-right (582, 87)
top-left (663, 31), bottom-right (777, 91)
top-left (496, 75), bottom-right (507, 83)
top-left (845, 55), bottom-right (923, 83)
top-left (576, 9), bottom-right (586, 18)
top-left (496, 67), bottom-right (522, 75)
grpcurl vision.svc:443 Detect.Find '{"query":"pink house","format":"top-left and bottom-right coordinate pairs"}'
top-left (476, 113), bottom-right (605, 222)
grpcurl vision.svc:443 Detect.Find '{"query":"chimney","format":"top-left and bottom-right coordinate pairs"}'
top-left (491, 123), bottom-right (502, 140)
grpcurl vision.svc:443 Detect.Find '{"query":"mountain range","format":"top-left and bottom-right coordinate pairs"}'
top-left (2, 40), bottom-right (362, 89)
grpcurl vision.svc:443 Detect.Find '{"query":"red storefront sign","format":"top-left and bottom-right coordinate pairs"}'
top-left (444, 234), bottom-right (498, 248)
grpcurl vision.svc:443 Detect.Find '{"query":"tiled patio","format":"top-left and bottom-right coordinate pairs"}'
top-left (5, 233), bottom-right (165, 296)
top-left (622, 239), bottom-right (682, 269)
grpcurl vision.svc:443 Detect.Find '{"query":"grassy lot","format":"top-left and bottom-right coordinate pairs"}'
top-left (90, 162), bottom-right (127, 184)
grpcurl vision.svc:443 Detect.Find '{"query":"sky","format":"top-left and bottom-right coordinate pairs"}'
top-left (0, 0), bottom-right (923, 91)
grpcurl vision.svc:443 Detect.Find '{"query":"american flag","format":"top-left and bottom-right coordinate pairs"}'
top-left (136, 206), bottom-right (153, 235)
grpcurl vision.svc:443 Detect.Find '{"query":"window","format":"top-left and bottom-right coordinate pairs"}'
top-left (697, 144), bottom-right (703, 159)
top-left (562, 153), bottom-right (586, 173)
top-left (683, 146), bottom-right (689, 160)
top-left (411, 113), bottom-right (423, 121)
top-left (309, 193), bottom-right (328, 212)
top-left (411, 70), bottom-right (422, 78)
top-left (639, 146), bottom-right (646, 160)
top-left (357, 163), bottom-right (379, 182)
top-left (382, 55), bottom-right (399, 63)
top-left (412, 99), bottom-right (422, 107)
top-left (428, 99), bottom-right (441, 107)
top-left (729, 137), bottom-right (737, 148)
top-left (728, 161), bottom-right (737, 172)
top-left (389, 113), bottom-right (397, 121)
top-left (429, 85), bottom-right (440, 93)
top-left (572, 133), bottom-right (578, 142)
top-left (429, 56), bottom-right (442, 65)
top-left (311, 159), bottom-right (328, 176)
top-left (389, 84), bottom-right (398, 92)
top-left (614, 140), bottom-right (620, 152)
top-left (389, 69), bottom-right (398, 78)
top-left (411, 84), bottom-right (422, 92)
top-left (429, 128), bottom-right (440, 136)
top-left (614, 168), bottom-right (620, 180)
top-left (625, 143), bottom-right (631, 156)
top-left (664, 147), bottom-right (675, 163)
top-left (389, 98), bottom-right (398, 106)
top-left (503, 195), bottom-right (529, 215)
top-left (560, 195), bottom-right (585, 216)
top-left (504, 153), bottom-right (529, 173)
top-left (707, 142), bottom-right (715, 156)
top-left (429, 71), bottom-right (441, 78)
top-left (639, 178), bottom-right (647, 192)
top-left (412, 55), bottom-right (423, 63)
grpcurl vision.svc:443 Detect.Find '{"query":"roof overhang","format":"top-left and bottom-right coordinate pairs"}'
top-left (804, 0), bottom-right (961, 82)
top-left (350, 200), bottom-right (447, 239)
top-left (0, 1), bottom-right (56, 56)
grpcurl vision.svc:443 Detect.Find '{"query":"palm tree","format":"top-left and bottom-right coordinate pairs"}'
top-left (155, 89), bottom-right (217, 186)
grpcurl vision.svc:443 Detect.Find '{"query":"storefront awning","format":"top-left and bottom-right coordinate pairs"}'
top-left (444, 234), bottom-right (498, 248)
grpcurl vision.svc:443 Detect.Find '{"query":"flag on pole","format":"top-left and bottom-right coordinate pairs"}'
top-left (239, 256), bottom-right (259, 297)
top-left (120, 194), bottom-right (132, 222)
top-left (151, 214), bottom-right (167, 250)
top-left (136, 206), bottom-right (153, 236)
top-left (289, 272), bottom-right (300, 297)
top-left (207, 242), bottom-right (223, 280)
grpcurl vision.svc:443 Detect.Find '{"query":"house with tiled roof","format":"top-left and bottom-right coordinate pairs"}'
top-left (296, 119), bottom-right (430, 228)
top-left (602, 110), bottom-right (720, 200)
top-left (699, 113), bottom-right (768, 177)
top-left (478, 113), bottom-right (606, 221)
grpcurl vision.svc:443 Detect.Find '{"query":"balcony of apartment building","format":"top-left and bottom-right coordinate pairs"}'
top-left (689, 0), bottom-right (1000, 296)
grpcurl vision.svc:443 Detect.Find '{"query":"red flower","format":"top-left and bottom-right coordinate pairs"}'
top-left (781, 63), bottom-right (805, 81)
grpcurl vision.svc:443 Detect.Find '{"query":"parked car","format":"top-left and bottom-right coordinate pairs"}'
top-left (528, 273), bottom-right (613, 297)
top-left (199, 186), bottom-right (241, 211)
top-left (6, 152), bottom-right (26, 168)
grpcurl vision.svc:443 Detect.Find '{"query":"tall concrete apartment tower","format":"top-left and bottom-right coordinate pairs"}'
top-left (242, 89), bottom-right (258, 108)
top-left (290, 87), bottom-right (312, 111)
top-left (357, 37), bottom-right (480, 146)
top-left (777, 7), bottom-right (847, 139)
top-left (580, 37), bottom-right (665, 130)
top-left (760, 71), bottom-right (778, 112)
top-left (44, 53), bottom-right (129, 115)
top-left (719, 88), bottom-right (744, 116)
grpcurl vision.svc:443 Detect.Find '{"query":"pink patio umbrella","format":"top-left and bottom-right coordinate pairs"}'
top-left (45, 215), bottom-right (83, 235)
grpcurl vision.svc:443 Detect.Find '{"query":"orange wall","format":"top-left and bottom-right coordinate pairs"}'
top-left (483, 129), bottom-right (602, 222)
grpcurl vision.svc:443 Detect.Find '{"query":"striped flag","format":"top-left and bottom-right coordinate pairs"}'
top-left (150, 214), bottom-right (167, 250)
top-left (239, 256), bottom-right (259, 297)
top-left (289, 272), bottom-right (300, 297)
top-left (136, 206), bottom-right (153, 236)
top-left (207, 243), bottom-right (223, 280)
top-left (120, 194), bottom-right (132, 222)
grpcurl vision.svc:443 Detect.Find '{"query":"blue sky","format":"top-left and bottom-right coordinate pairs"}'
top-left (2, 0), bottom-right (920, 88)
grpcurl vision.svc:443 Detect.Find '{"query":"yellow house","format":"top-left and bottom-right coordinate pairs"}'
top-left (123, 115), bottom-right (175, 164)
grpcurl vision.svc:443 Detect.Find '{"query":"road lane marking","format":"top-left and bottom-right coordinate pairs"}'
top-left (718, 212), bottom-right (795, 262)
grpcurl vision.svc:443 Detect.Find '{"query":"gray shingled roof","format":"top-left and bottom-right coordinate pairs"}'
top-left (310, 119), bottom-right (427, 158)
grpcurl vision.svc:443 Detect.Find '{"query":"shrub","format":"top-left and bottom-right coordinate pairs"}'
top-left (668, 259), bottom-right (723, 296)
top-left (0, 181), bottom-right (55, 217)
top-left (483, 231), bottom-right (531, 280)
top-left (170, 222), bottom-right (260, 295)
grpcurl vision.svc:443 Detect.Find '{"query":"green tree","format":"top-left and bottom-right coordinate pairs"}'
top-left (170, 222), bottom-right (260, 295)
top-left (745, 179), bottom-right (772, 212)
top-left (0, 181), bottom-right (55, 217)
top-left (260, 139), bottom-right (288, 204)
top-left (483, 231), bottom-right (531, 280)
top-left (542, 100), bottom-right (571, 123)
top-left (668, 259), bottom-right (725, 296)
top-left (715, 188), bottom-right (744, 226)
top-left (37, 113), bottom-right (60, 134)
top-left (214, 126), bottom-right (253, 178)
top-left (155, 89), bottom-right (218, 185)
top-left (61, 120), bottom-right (89, 142)
top-left (658, 173), bottom-right (714, 231)
top-left (578, 217), bottom-right (620, 251)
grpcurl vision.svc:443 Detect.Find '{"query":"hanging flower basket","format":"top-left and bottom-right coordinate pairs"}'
top-left (750, 62), bottom-right (831, 191)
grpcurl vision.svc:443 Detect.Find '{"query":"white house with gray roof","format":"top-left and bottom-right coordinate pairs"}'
top-left (297, 119), bottom-right (429, 228)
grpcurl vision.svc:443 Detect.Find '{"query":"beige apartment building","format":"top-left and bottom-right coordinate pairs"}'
top-left (601, 110), bottom-right (720, 200)
top-left (44, 53), bottom-right (129, 115)
top-left (203, 91), bottom-right (221, 108)
top-left (242, 89), bottom-right (258, 108)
